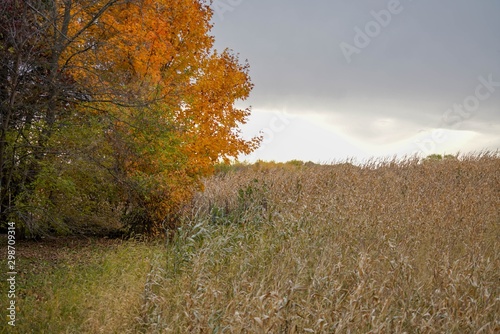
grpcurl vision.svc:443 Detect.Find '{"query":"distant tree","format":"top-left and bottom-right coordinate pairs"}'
top-left (286, 160), bottom-right (305, 167)
top-left (424, 154), bottom-right (456, 163)
top-left (426, 154), bottom-right (444, 161)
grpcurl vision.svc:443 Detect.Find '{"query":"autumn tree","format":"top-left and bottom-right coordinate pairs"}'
top-left (0, 0), bottom-right (92, 232)
top-left (1, 0), bottom-right (259, 237)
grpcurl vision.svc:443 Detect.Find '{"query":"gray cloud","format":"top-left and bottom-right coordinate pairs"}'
top-left (211, 0), bottom-right (500, 156)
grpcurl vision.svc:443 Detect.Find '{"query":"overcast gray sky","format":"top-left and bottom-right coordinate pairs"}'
top-left (210, 0), bottom-right (500, 162)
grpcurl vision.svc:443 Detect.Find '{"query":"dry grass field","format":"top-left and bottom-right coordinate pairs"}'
top-left (2, 153), bottom-right (499, 333)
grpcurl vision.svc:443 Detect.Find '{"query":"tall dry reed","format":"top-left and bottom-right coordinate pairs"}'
top-left (139, 153), bottom-right (499, 333)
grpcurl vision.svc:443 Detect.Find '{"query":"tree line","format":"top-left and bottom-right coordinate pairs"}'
top-left (0, 0), bottom-right (259, 237)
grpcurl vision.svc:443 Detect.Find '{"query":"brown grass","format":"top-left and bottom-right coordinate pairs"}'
top-left (145, 153), bottom-right (499, 333)
top-left (3, 152), bottom-right (499, 333)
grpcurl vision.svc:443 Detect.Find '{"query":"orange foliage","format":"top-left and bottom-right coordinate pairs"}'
top-left (61, 0), bottom-right (260, 231)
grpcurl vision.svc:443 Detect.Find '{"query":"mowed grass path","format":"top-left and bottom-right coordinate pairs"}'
top-left (1, 154), bottom-right (499, 333)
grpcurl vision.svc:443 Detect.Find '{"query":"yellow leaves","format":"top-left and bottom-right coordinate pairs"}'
top-left (47, 0), bottom-right (259, 232)
top-left (94, 0), bottom-right (212, 86)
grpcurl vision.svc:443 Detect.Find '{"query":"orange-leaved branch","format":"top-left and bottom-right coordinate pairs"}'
top-left (65, 0), bottom-right (260, 233)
